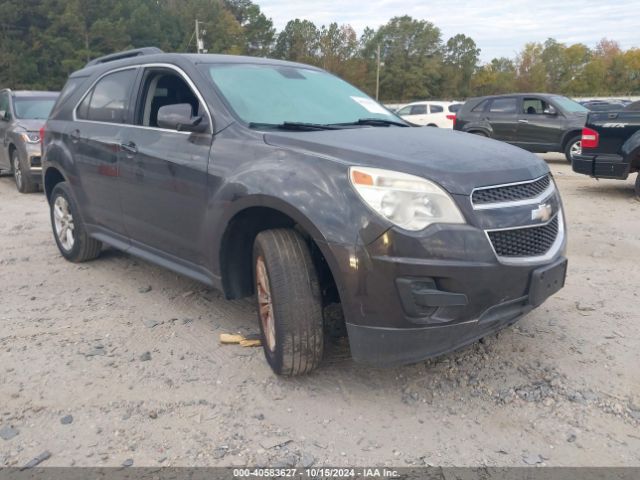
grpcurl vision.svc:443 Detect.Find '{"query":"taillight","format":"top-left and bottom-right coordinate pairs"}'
top-left (581, 127), bottom-right (599, 149)
top-left (446, 114), bottom-right (456, 127)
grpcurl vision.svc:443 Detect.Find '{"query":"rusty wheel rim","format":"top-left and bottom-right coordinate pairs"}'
top-left (256, 256), bottom-right (276, 352)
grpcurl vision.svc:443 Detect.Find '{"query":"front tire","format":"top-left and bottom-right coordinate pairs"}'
top-left (564, 136), bottom-right (582, 163)
top-left (253, 229), bottom-right (324, 376)
top-left (12, 150), bottom-right (37, 193)
top-left (50, 182), bottom-right (102, 262)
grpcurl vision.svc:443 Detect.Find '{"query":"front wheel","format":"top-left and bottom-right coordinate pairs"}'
top-left (253, 229), bottom-right (324, 376)
top-left (564, 136), bottom-right (582, 163)
top-left (50, 182), bottom-right (102, 262)
top-left (12, 150), bottom-right (37, 193)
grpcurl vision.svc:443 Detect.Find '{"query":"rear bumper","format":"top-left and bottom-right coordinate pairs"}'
top-left (572, 152), bottom-right (629, 179)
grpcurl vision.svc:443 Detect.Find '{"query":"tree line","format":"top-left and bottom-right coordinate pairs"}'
top-left (1, 0), bottom-right (638, 101)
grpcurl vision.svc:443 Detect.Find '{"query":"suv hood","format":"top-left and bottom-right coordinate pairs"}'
top-left (13, 119), bottom-right (46, 131)
top-left (264, 127), bottom-right (549, 195)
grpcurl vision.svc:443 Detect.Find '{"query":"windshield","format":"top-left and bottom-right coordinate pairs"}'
top-left (206, 63), bottom-right (398, 127)
top-left (551, 96), bottom-right (589, 114)
top-left (13, 97), bottom-right (57, 119)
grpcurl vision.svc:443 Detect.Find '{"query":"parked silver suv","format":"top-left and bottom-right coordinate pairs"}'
top-left (0, 89), bottom-right (58, 193)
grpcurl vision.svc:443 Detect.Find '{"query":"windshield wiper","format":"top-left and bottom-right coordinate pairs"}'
top-left (330, 118), bottom-right (410, 128)
top-left (248, 121), bottom-right (342, 131)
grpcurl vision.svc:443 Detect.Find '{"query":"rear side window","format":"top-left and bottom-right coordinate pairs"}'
top-left (471, 100), bottom-right (489, 112)
top-left (489, 98), bottom-right (517, 113)
top-left (449, 104), bottom-right (461, 113)
top-left (430, 105), bottom-right (443, 113)
top-left (76, 69), bottom-right (137, 123)
top-left (410, 105), bottom-right (427, 115)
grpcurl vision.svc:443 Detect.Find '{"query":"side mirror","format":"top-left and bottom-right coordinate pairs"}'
top-left (544, 106), bottom-right (558, 116)
top-left (157, 103), bottom-right (208, 133)
top-left (0, 110), bottom-right (8, 121)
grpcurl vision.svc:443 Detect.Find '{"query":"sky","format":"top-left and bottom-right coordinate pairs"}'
top-left (257, 0), bottom-right (640, 62)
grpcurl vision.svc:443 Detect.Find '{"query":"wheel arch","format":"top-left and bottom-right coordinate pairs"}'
top-left (218, 198), bottom-right (344, 309)
top-left (43, 166), bottom-right (68, 204)
top-left (561, 129), bottom-right (583, 150)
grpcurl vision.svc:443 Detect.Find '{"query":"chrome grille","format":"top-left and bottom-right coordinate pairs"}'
top-left (488, 216), bottom-right (559, 257)
top-left (472, 175), bottom-right (551, 206)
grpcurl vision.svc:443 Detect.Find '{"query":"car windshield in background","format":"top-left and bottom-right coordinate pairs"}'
top-left (206, 63), bottom-right (398, 127)
top-left (551, 96), bottom-right (589, 113)
top-left (13, 97), bottom-right (57, 119)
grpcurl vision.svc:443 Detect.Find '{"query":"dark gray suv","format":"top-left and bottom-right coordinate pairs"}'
top-left (0, 89), bottom-right (58, 192)
top-left (42, 48), bottom-right (568, 376)
top-left (455, 93), bottom-right (588, 163)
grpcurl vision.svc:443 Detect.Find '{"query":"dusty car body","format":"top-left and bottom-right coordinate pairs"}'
top-left (0, 89), bottom-right (58, 192)
top-left (42, 48), bottom-right (567, 375)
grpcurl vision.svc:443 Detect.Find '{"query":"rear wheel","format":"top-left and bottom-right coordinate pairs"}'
top-left (564, 136), bottom-right (582, 163)
top-left (12, 149), bottom-right (37, 193)
top-left (253, 229), bottom-right (324, 376)
top-left (50, 182), bottom-right (102, 262)
top-left (471, 131), bottom-right (487, 137)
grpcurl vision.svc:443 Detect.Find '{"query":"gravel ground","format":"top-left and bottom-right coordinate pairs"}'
top-left (0, 155), bottom-right (639, 468)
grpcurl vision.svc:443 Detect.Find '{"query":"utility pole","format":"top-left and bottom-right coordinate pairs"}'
top-left (195, 19), bottom-right (202, 54)
top-left (376, 44), bottom-right (381, 101)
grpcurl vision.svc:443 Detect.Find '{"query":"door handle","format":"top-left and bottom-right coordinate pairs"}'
top-left (518, 119), bottom-right (529, 124)
top-left (120, 142), bottom-right (138, 155)
top-left (69, 129), bottom-right (80, 143)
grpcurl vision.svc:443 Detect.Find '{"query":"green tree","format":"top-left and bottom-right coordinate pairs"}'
top-left (362, 15), bottom-right (443, 101)
top-left (471, 57), bottom-right (516, 96)
top-left (273, 19), bottom-right (320, 64)
top-left (442, 34), bottom-right (480, 98)
top-left (516, 42), bottom-right (547, 92)
top-left (224, 0), bottom-right (275, 56)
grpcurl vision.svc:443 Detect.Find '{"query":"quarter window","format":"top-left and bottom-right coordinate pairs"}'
top-left (77, 69), bottom-right (137, 123)
top-left (489, 98), bottom-right (517, 114)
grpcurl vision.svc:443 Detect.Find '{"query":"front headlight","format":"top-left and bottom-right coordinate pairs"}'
top-left (349, 166), bottom-right (465, 231)
top-left (20, 132), bottom-right (40, 143)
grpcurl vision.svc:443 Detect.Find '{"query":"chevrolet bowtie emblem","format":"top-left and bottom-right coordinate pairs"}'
top-left (531, 203), bottom-right (553, 222)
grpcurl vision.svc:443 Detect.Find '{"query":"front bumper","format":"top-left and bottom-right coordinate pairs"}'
top-left (346, 256), bottom-right (567, 366)
top-left (326, 209), bottom-right (567, 366)
top-left (572, 152), bottom-right (629, 180)
top-left (24, 144), bottom-right (42, 181)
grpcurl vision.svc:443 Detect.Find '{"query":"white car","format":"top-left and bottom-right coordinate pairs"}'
top-left (396, 101), bottom-right (461, 128)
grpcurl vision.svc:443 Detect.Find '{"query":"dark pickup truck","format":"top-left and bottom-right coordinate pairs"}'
top-left (572, 107), bottom-right (640, 197)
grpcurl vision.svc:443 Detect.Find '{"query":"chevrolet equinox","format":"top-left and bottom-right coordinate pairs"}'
top-left (42, 48), bottom-right (568, 375)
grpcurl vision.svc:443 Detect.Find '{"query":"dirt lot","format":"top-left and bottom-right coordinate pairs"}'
top-left (0, 155), bottom-right (639, 468)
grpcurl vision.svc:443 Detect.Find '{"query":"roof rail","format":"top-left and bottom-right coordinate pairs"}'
top-left (85, 47), bottom-right (164, 67)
